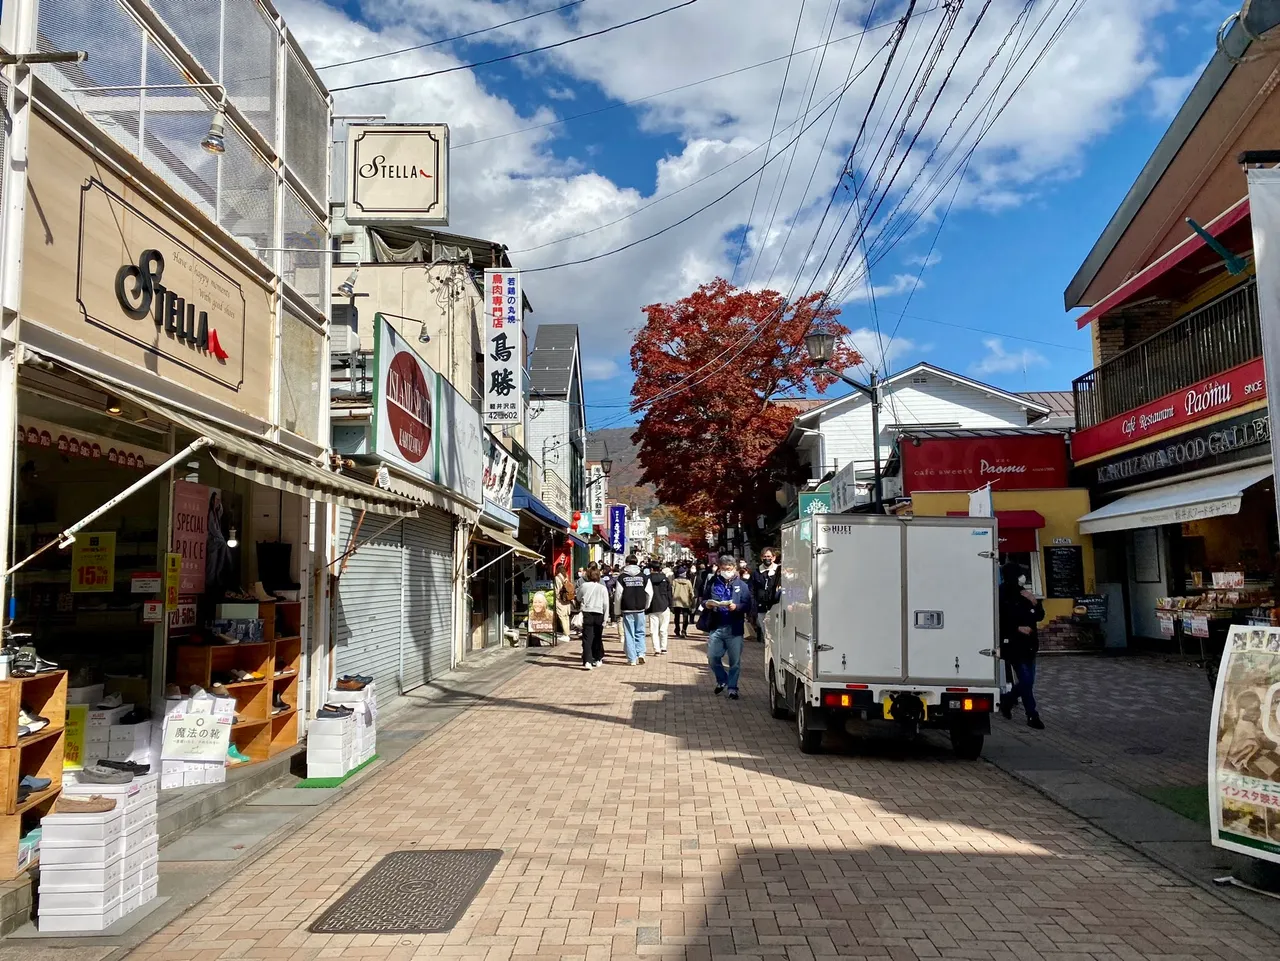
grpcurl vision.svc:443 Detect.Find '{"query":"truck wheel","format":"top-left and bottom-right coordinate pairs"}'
top-left (797, 698), bottom-right (822, 754)
top-left (950, 730), bottom-right (984, 761)
top-left (769, 666), bottom-right (790, 720)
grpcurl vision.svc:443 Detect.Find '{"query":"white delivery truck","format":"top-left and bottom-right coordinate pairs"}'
top-left (764, 513), bottom-right (1000, 759)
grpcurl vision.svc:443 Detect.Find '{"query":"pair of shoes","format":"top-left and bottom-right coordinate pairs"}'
top-left (251, 581), bottom-right (274, 603)
top-left (96, 692), bottom-right (123, 709)
top-left (165, 683), bottom-right (183, 698)
top-left (19, 774), bottom-right (51, 793)
top-left (80, 763), bottom-right (133, 784)
top-left (714, 685), bottom-right (725, 696)
top-left (97, 758), bottom-right (149, 775)
top-left (227, 744), bottom-right (252, 764)
top-left (582, 663), bottom-right (594, 671)
top-left (55, 795), bottom-right (116, 814)
top-left (18, 707), bottom-right (49, 737)
top-left (317, 704), bottom-right (354, 719)
top-left (210, 682), bottom-right (233, 699)
top-left (1027, 715), bottom-right (1045, 730)
top-left (272, 693), bottom-right (290, 715)
top-left (339, 674), bottom-right (372, 685)
top-left (229, 669), bottom-right (264, 682)
top-left (335, 677), bottom-right (367, 691)
top-left (592, 660), bottom-right (603, 668)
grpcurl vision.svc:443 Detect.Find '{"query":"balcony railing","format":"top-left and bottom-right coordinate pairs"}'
top-left (1073, 280), bottom-right (1260, 430)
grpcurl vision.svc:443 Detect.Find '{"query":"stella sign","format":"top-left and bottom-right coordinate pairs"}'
top-left (345, 124), bottom-right (449, 226)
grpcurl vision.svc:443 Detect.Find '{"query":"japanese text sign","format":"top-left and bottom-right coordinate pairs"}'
top-left (608, 505), bottom-right (627, 554)
top-left (171, 480), bottom-right (208, 594)
top-left (483, 269), bottom-right (523, 427)
top-left (71, 531), bottom-right (116, 593)
top-left (161, 712), bottom-right (233, 761)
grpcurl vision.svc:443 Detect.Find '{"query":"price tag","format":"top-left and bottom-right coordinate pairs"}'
top-left (63, 705), bottom-right (89, 771)
top-left (165, 553), bottom-right (182, 611)
top-left (70, 532), bottom-right (116, 593)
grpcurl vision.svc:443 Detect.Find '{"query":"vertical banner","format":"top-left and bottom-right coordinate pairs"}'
top-left (164, 552), bottom-right (182, 611)
top-left (171, 480), bottom-right (209, 594)
top-left (1247, 172), bottom-right (1280, 540)
top-left (968, 483), bottom-right (994, 518)
top-left (371, 315), bottom-right (437, 483)
top-left (1209, 624), bottom-right (1280, 863)
top-left (608, 505), bottom-right (627, 555)
top-left (483, 268), bottom-right (523, 426)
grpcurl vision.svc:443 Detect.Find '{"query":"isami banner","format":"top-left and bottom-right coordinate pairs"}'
top-left (483, 269), bottom-right (523, 426)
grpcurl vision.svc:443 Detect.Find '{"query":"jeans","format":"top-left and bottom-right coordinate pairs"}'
top-left (647, 610), bottom-right (671, 652)
top-left (622, 612), bottom-right (647, 662)
top-left (582, 612), bottom-right (605, 664)
top-left (672, 609), bottom-right (689, 636)
top-left (1009, 660), bottom-right (1038, 717)
top-left (707, 625), bottom-right (743, 690)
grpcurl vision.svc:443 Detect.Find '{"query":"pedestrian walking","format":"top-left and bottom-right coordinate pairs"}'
top-left (647, 564), bottom-right (674, 654)
top-left (700, 554), bottom-right (752, 699)
top-left (692, 563), bottom-right (712, 618)
top-left (617, 555), bottom-right (652, 665)
top-left (671, 567), bottom-right (695, 638)
top-left (999, 564), bottom-right (1046, 729)
top-left (554, 559), bottom-right (574, 644)
top-left (750, 548), bottom-right (781, 642)
top-left (577, 565), bottom-right (609, 669)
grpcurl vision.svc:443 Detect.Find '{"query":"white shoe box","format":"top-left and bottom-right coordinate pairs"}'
top-left (123, 837), bottom-right (158, 876)
top-left (64, 773), bottom-right (158, 812)
top-left (40, 834), bottom-right (123, 867)
top-left (308, 716), bottom-right (354, 738)
top-left (105, 742), bottom-right (152, 763)
top-left (67, 684), bottom-right (105, 706)
top-left (140, 877), bottom-right (158, 907)
top-left (108, 723), bottom-right (150, 747)
top-left (305, 761), bottom-right (346, 779)
top-left (40, 807), bottom-right (124, 845)
top-left (306, 746), bottom-right (347, 767)
top-left (38, 896), bottom-right (122, 932)
top-left (86, 705), bottom-right (133, 729)
top-left (123, 811), bottom-right (157, 844)
top-left (39, 852), bottom-right (123, 892)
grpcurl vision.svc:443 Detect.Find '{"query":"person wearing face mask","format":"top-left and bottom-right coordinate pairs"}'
top-left (699, 554), bottom-right (752, 699)
top-left (749, 548), bottom-right (781, 642)
top-left (998, 563), bottom-right (1046, 729)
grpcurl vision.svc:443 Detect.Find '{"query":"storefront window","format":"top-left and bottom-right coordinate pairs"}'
top-left (280, 308), bottom-right (324, 443)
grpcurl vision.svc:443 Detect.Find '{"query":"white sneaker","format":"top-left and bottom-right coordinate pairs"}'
top-left (583, 663), bottom-right (593, 671)
top-left (638, 655), bottom-right (646, 664)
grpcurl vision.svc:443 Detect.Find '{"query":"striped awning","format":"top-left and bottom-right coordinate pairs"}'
top-left (107, 386), bottom-right (420, 517)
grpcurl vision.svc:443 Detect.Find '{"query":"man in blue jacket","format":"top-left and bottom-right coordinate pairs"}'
top-left (701, 554), bottom-right (752, 699)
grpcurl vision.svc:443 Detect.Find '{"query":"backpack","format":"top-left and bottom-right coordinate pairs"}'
top-left (558, 576), bottom-right (576, 605)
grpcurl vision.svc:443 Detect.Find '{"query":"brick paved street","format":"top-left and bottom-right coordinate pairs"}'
top-left (128, 636), bottom-right (1280, 961)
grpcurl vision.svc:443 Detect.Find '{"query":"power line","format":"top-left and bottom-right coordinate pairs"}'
top-left (315, 0), bottom-right (589, 72)
top-left (331, 0), bottom-right (702, 93)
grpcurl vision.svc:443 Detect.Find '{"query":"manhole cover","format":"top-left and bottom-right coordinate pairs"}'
top-left (309, 849), bottom-right (502, 934)
top-left (1124, 745), bottom-right (1165, 756)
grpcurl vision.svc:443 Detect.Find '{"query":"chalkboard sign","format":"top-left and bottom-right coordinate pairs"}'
top-left (1044, 545), bottom-right (1084, 598)
top-left (1073, 594), bottom-right (1107, 623)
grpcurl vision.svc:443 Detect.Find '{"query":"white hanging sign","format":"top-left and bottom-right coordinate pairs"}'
top-left (483, 269), bottom-right (523, 426)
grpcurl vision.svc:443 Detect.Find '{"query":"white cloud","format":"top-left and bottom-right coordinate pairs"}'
top-left (842, 327), bottom-right (924, 375)
top-left (546, 85), bottom-right (576, 101)
top-left (281, 0), bottom-right (1176, 404)
top-left (582, 357), bottom-right (623, 381)
top-left (1148, 64), bottom-right (1202, 119)
top-left (904, 251), bottom-right (941, 269)
top-left (969, 338), bottom-right (1047, 377)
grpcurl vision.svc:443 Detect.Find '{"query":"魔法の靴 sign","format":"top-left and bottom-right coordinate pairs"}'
top-left (161, 711), bottom-right (233, 761)
top-left (483, 269), bottom-right (523, 427)
top-left (345, 124), bottom-right (449, 225)
top-left (372, 315), bottom-right (438, 483)
top-left (1210, 625), bottom-right (1280, 865)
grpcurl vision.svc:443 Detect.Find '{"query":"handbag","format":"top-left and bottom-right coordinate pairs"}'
top-left (571, 612), bottom-right (584, 632)
top-left (695, 603), bottom-right (713, 633)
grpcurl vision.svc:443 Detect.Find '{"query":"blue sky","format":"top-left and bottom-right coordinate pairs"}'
top-left (285, 0), bottom-right (1237, 427)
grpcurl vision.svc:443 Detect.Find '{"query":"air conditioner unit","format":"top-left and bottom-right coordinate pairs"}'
top-left (330, 304), bottom-right (359, 354)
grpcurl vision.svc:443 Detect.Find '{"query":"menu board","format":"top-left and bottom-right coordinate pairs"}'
top-left (1073, 595), bottom-right (1108, 623)
top-left (1044, 546), bottom-right (1085, 598)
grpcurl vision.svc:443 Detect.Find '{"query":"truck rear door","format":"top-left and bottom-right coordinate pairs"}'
top-left (815, 516), bottom-right (903, 680)
top-left (904, 519), bottom-right (998, 684)
top-left (779, 521), bottom-right (811, 677)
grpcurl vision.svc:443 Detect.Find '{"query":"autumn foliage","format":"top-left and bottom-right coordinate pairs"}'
top-left (630, 279), bottom-right (860, 528)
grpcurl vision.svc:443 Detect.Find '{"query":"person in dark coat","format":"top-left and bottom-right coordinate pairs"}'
top-left (749, 547), bottom-right (780, 642)
top-left (999, 564), bottom-right (1046, 729)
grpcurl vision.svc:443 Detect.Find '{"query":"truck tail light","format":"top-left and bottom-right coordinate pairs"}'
top-left (948, 696), bottom-right (992, 712)
top-left (822, 691), bottom-right (853, 708)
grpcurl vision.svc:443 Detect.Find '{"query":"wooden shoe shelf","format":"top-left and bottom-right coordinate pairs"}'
top-left (173, 600), bottom-right (302, 766)
top-left (0, 670), bottom-right (67, 879)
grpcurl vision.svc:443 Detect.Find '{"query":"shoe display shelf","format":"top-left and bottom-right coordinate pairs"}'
top-left (271, 601), bottom-right (302, 758)
top-left (0, 670), bottom-right (67, 879)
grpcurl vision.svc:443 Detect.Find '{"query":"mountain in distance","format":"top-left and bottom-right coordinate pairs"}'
top-left (588, 427), bottom-right (657, 510)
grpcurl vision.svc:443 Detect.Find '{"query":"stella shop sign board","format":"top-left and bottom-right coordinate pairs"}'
top-left (1073, 358), bottom-right (1266, 462)
top-left (900, 434), bottom-right (1068, 493)
top-left (371, 316), bottom-right (438, 484)
top-left (346, 124), bottom-right (449, 225)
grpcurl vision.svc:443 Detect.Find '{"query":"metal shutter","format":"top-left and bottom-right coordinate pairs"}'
top-left (400, 508), bottom-right (455, 691)
top-left (334, 509), bottom-right (403, 685)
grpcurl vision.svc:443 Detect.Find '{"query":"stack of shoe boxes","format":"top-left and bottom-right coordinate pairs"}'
top-left (158, 697), bottom-right (234, 789)
top-left (83, 704), bottom-right (132, 768)
top-left (37, 803), bottom-right (126, 931)
top-left (326, 683), bottom-right (376, 765)
top-left (61, 773), bottom-right (159, 917)
top-left (305, 713), bottom-right (354, 778)
top-left (107, 721), bottom-right (151, 769)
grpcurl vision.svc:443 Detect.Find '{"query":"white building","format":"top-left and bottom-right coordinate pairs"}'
top-left (524, 325), bottom-right (588, 512)
top-left (785, 363), bottom-right (1055, 498)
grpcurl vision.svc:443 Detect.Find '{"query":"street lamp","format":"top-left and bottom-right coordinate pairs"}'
top-left (804, 328), bottom-right (883, 510)
top-left (584, 457), bottom-right (612, 491)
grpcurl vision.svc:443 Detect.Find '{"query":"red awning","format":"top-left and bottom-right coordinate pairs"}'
top-left (946, 510), bottom-right (1044, 553)
top-left (1074, 197), bottom-right (1251, 329)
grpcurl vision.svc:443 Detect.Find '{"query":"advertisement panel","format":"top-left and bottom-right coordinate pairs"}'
top-left (1072, 358), bottom-right (1266, 462)
top-left (526, 588), bottom-right (555, 634)
top-left (483, 269), bottom-right (523, 426)
top-left (608, 505), bottom-right (627, 554)
top-left (70, 532), bottom-right (116, 593)
top-left (482, 430), bottom-right (517, 510)
top-left (371, 315), bottom-right (437, 484)
top-left (171, 480), bottom-right (209, 594)
top-left (1209, 625), bottom-right (1280, 864)
top-left (434, 374), bottom-right (483, 506)
top-left (901, 435), bottom-right (1069, 493)
top-left (588, 464), bottom-right (607, 517)
top-left (345, 124), bottom-right (449, 225)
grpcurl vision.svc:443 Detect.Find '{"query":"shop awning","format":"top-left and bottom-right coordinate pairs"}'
top-left (947, 510), bottom-right (1044, 552)
top-left (512, 484), bottom-right (570, 530)
top-left (475, 520), bottom-right (541, 560)
top-left (108, 386), bottom-right (420, 517)
top-left (1078, 464), bottom-right (1274, 534)
top-left (567, 532), bottom-right (589, 550)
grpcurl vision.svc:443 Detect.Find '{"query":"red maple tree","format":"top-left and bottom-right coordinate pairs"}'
top-left (630, 278), bottom-right (860, 527)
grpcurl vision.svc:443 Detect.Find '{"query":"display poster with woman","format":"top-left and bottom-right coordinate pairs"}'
top-left (1210, 625), bottom-right (1280, 862)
